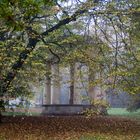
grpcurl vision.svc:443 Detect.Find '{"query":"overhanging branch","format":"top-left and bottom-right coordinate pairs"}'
top-left (2, 1), bottom-right (91, 92)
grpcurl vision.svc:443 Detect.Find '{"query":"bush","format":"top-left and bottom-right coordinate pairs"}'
top-left (83, 99), bottom-right (109, 117)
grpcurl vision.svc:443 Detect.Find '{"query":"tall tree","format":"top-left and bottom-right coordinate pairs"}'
top-left (0, 0), bottom-right (96, 121)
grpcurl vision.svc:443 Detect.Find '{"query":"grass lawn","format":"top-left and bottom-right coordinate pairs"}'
top-left (2, 107), bottom-right (41, 116)
top-left (0, 131), bottom-right (139, 140)
top-left (79, 133), bottom-right (140, 140)
top-left (2, 111), bottom-right (40, 116)
top-left (2, 108), bottom-right (140, 118)
top-left (108, 108), bottom-right (140, 118)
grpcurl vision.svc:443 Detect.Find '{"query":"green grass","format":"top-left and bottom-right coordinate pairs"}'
top-left (0, 132), bottom-right (140, 140)
top-left (2, 107), bottom-right (41, 116)
top-left (2, 111), bottom-right (40, 116)
top-left (108, 108), bottom-right (140, 118)
top-left (2, 108), bottom-right (140, 118)
top-left (79, 133), bottom-right (140, 140)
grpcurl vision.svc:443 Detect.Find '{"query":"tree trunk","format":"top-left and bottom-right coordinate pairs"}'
top-left (0, 100), bottom-right (4, 123)
top-left (0, 113), bottom-right (2, 123)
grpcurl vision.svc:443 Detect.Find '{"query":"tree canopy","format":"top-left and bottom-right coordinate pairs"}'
top-left (0, 0), bottom-right (140, 111)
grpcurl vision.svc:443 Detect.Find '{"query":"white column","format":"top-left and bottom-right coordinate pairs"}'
top-left (88, 67), bottom-right (95, 101)
top-left (88, 69), bottom-right (106, 103)
top-left (44, 62), bottom-right (51, 104)
top-left (51, 63), bottom-right (60, 104)
top-left (94, 72), bottom-right (106, 101)
top-left (73, 63), bottom-right (81, 104)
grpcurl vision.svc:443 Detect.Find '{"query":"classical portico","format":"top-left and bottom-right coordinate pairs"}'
top-left (43, 62), bottom-right (106, 105)
top-left (39, 62), bottom-right (108, 115)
